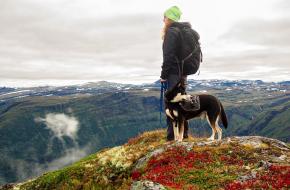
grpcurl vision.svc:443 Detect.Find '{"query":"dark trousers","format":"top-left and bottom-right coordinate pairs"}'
top-left (165, 74), bottom-right (189, 141)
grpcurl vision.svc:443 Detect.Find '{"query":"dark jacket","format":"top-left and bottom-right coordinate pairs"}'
top-left (160, 22), bottom-right (193, 79)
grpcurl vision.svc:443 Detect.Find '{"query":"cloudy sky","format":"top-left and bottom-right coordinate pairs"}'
top-left (0, 0), bottom-right (289, 87)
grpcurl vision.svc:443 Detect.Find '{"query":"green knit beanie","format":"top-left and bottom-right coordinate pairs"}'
top-left (164, 6), bottom-right (182, 22)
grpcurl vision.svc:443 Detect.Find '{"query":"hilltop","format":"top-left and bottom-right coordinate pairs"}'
top-left (2, 130), bottom-right (289, 190)
top-left (0, 80), bottom-right (289, 185)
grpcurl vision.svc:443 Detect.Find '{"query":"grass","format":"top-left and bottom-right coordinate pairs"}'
top-left (18, 130), bottom-right (166, 190)
top-left (2, 130), bottom-right (290, 190)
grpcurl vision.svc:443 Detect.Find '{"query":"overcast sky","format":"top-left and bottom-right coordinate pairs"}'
top-left (0, 0), bottom-right (289, 87)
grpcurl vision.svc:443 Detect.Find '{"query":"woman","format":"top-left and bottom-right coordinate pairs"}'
top-left (160, 6), bottom-right (189, 141)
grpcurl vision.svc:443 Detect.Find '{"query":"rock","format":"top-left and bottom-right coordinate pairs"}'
top-left (240, 139), bottom-right (268, 149)
top-left (134, 147), bottom-right (165, 170)
top-left (130, 180), bottom-right (166, 190)
top-left (279, 155), bottom-right (287, 160)
top-left (258, 160), bottom-right (272, 169)
top-left (232, 136), bottom-right (289, 150)
top-left (133, 141), bottom-right (194, 171)
top-left (271, 154), bottom-right (288, 163)
top-left (237, 171), bottom-right (257, 182)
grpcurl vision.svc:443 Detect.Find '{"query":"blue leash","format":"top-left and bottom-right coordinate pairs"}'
top-left (159, 82), bottom-right (168, 127)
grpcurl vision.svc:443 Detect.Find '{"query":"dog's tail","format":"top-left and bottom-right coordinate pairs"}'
top-left (219, 102), bottom-right (228, 129)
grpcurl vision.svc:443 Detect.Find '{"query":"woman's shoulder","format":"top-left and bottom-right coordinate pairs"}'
top-left (166, 25), bottom-right (180, 36)
top-left (170, 22), bottom-right (192, 29)
top-left (166, 27), bottom-right (180, 36)
top-left (167, 22), bottom-right (192, 35)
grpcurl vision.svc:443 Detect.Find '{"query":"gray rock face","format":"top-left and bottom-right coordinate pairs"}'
top-left (231, 136), bottom-right (289, 150)
top-left (238, 171), bottom-right (257, 182)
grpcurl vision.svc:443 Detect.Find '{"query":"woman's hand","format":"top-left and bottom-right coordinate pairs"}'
top-left (160, 78), bottom-right (167, 83)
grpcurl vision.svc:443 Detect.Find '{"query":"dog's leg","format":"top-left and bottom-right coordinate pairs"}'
top-left (165, 109), bottom-right (174, 120)
top-left (206, 114), bottom-right (216, 141)
top-left (172, 110), bottom-right (180, 141)
top-left (208, 127), bottom-right (216, 141)
top-left (215, 116), bottom-right (222, 141)
top-left (173, 121), bottom-right (179, 141)
top-left (178, 120), bottom-right (184, 142)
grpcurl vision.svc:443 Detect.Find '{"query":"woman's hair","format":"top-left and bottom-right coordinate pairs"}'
top-left (161, 17), bottom-right (174, 40)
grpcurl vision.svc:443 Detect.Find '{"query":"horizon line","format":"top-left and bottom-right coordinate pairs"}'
top-left (0, 78), bottom-right (289, 88)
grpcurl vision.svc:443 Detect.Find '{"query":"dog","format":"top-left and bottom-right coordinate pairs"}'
top-left (164, 79), bottom-right (228, 142)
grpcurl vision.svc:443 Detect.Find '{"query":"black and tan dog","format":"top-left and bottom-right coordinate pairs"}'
top-left (164, 80), bottom-right (228, 142)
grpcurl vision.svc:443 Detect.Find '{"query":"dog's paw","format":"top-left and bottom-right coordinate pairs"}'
top-left (177, 136), bottom-right (183, 142)
top-left (207, 137), bottom-right (215, 141)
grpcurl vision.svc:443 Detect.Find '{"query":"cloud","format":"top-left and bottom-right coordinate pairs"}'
top-left (32, 112), bottom-right (90, 181)
top-left (200, 48), bottom-right (290, 82)
top-left (0, 0), bottom-right (162, 83)
top-left (199, 65), bottom-right (290, 82)
top-left (221, 18), bottom-right (290, 48)
top-left (201, 14), bottom-right (290, 82)
top-left (42, 146), bottom-right (89, 172)
top-left (274, 0), bottom-right (290, 14)
top-left (35, 113), bottom-right (79, 139)
top-left (9, 145), bottom-right (90, 183)
top-left (0, 0), bottom-right (289, 85)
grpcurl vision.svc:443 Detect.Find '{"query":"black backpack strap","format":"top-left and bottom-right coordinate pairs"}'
top-left (183, 52), bottom-right (193, 62)
top-left (171, 26), bottom-right (185, 80)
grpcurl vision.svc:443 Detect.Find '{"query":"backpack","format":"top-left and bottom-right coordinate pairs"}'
top-left (173, 24), bottom-right (203, 76)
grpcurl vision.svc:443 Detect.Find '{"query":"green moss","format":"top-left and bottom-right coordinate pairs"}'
top-left (181, 169), bottom-right (236, 189)
top-left (20, 163), bottom-right (86, 190)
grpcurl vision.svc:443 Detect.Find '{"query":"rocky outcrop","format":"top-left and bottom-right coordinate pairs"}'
top-left (1, 131), bottom-right (289, 190)
top-left (131, 136), bottom-right (290, 189)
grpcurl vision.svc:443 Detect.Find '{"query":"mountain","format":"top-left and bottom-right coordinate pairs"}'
top-left (0, 80), bottom-right (289, 185)
top-left (1, 79), bottom-right (288, 101)
top-left (0, 91), bottom-right (160, 185)
top-left (1, 130), bottom-right (289, 190)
